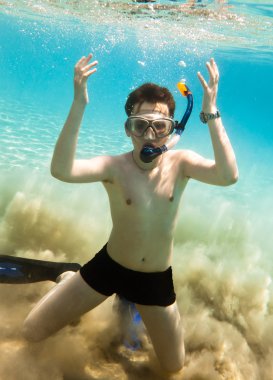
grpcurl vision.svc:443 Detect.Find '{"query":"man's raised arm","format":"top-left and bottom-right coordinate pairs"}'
top-left (50, 54), bottom-right (112, 184)
top-left (183, 58), bottom-right (239, 186)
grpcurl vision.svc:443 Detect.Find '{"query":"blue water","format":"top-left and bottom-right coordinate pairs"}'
top-left (1, 2), bottom-right (273, 379)
top-left (1, 9), bottom-right (272, 174)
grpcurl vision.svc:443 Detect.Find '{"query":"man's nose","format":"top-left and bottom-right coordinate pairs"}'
top-left (143, 126), bottom-right (156, 140)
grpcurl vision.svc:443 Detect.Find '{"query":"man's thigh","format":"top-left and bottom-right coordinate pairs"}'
top-left (136, 301), bottom-right (185, 372)
top-left (23, 271), bottom-right (108, 341)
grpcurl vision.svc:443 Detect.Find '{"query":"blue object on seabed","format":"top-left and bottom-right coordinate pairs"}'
top-left (124, 301), bottom-right (143, 351)
top-left (115, 295), bottom-right (144, 351)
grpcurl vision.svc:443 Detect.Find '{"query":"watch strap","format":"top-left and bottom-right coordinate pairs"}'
top-left (200, 110), bottom-right (221, 124)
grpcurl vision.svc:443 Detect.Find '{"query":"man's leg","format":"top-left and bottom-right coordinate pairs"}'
top-left (136, 301), bottom-right (185, 373)
top-left (23, 271), bottom-right (108, 342)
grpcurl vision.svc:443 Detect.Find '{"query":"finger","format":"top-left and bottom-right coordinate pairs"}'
top-left (82, 60), bottom-right (98, 73)
top-left (83, 67), bottom-right (98, 79)
top-left (82, 53), bottom-right (93, 65)
top-left (197, 71), bottom-right (208, 90)
top-left (211, 58), bottom-right (219, 79)
top-left (75, 56), bottom-right (87, 68)
top-left (207, 59), bottom-right (219, 83)
top-left (75, 53), bottom-right (93, 69)
top-left (206, 61), bottom-right (215, 80)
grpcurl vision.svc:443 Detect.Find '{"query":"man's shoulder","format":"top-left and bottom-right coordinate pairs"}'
top-left (110, 152), bottom-right (131, 163)
top-left (168, 149), bottom-right (197, 161)
top-left (166, 149), bottom-right (203, 173)
top-left (105, 152), bottom-right (132, 171)
top-left (93, 152), bottom-right (129, 165)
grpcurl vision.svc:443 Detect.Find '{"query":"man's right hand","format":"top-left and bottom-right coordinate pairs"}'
top-left (74, 54), bottom-right (98, 105)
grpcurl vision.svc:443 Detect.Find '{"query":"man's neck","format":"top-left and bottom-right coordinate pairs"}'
top-left (131, 150), bottom-right (163, 171)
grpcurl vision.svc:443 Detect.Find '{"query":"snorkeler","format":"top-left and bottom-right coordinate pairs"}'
top-left (22, 53), bottom-right (238, 373)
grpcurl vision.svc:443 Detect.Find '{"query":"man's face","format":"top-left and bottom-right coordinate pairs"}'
top-left (126, 102), bottom-right (172, 152)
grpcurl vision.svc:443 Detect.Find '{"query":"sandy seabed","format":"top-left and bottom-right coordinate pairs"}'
top-left (0, 171), bottom-right (273, 380)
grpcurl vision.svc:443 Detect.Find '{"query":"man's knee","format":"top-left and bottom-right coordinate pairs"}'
top-left (161, 355), bottom-right (184, 374)
top-left (22, 317), bottom-right (49, 342)
top-left (160, 343), bottom-right (185, 373)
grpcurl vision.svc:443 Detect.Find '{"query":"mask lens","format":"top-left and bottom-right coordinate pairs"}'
top-left (127, 118), bottom-right (149, 136)
top-left (152, 119), bottom-right (174, 137)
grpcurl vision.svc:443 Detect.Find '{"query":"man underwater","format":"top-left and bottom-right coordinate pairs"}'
top-left (22, 54), bottom-right (238, 373)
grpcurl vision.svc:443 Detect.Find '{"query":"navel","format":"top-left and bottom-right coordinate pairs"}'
top-left (126, 198), bottom-right (132, 205)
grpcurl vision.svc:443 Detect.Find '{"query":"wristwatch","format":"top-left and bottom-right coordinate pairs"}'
top-left (200, 110), bottom-right (221, 124)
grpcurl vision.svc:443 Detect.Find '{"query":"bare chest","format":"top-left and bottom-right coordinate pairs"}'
top-left (107, 160), bottom-right (186, 211)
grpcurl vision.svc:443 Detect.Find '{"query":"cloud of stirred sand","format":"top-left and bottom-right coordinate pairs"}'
top-left (0, 172), bottom-right (273, 380)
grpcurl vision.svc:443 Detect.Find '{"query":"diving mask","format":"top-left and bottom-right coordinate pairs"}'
top-left (126, 115), bottom-right (176, 138)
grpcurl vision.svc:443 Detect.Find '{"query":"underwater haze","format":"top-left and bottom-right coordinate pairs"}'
top-left (1, 1), bottom-right (273, 379)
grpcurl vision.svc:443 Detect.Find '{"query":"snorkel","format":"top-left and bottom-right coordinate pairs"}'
top-left (140, 82), bottom-right (193, 163)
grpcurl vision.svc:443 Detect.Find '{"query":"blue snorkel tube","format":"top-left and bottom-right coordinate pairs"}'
top-left (140, 83), bottom-right (193, 163)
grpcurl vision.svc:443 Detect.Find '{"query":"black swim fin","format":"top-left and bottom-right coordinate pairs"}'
top-left (0, 255), bottom-right (81, 284)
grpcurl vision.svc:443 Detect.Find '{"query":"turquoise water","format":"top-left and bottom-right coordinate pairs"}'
top-left (1, 1), bottom-right (273, 379)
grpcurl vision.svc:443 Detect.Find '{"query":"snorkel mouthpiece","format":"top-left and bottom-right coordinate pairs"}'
top-left (140, 82), bottom-right (193, 162)
top-left (140, 145), bottom-right (168, 163)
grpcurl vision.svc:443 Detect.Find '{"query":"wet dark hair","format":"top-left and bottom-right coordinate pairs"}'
top-left (125, 83), bottom-right (175, 118)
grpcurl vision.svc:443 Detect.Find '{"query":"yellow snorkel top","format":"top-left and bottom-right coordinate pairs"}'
top-left (177, 81), bottom-right (191, 97)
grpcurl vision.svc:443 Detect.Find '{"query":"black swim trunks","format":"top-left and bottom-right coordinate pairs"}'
top-left (80, 245), bottom-right (176, 307)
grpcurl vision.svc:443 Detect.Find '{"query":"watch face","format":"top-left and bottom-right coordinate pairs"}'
top-left (200, 112), bottom-right (207, 123)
